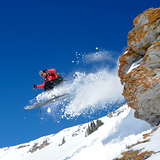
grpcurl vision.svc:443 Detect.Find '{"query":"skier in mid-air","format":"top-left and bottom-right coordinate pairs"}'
top-left (33, 68), bottom-right (64, 91)
top-left (24, 69), bottom-right (73, 110)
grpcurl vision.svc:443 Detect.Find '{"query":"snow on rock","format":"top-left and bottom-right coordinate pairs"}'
top-left (114, 124), bottom-right (160, 159)
top-left (118, 7), bottom-right (160, 126)
top-left (1, 104), bottom-right (159, 160)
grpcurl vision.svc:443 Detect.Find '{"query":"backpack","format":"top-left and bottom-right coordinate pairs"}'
top-left (57, 73), bottom-right (65, 82)
top-left (47, 70), bottom-right (64, 82)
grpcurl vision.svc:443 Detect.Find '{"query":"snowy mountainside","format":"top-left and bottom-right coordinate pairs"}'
top-left (0, 122), bottom-right (88, 160)
top-left (1, 104), bottom-right (160, 160)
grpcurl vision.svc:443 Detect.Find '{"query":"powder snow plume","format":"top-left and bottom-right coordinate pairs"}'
top-left (33, 49), bottom-right (124, 119)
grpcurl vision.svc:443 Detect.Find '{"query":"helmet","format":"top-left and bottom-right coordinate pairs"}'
top-left (39, 70), bottom-right (43, 76)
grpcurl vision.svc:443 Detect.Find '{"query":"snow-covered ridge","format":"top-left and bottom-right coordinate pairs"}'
top-left (0, 119), bottom-right (89, 160)
top-left (1, 104), bottom-right (160, 160)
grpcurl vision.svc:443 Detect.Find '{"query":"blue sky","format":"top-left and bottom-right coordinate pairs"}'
top-left (0, 0), bottom-right (159, 148)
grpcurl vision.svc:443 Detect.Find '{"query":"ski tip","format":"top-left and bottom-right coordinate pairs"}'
top-left (24, 106), bottom-right (29, 110)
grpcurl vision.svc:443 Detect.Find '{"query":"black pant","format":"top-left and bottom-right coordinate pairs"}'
top-left (44, 78), bottom-right (62, 91)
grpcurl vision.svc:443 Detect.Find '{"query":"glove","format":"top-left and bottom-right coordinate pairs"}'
top-left (33, 84), bottom-right (37, 89)
top-left (43, 69), bottom-right (47, 72)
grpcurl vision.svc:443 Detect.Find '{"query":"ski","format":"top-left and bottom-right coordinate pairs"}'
top-left (24, 93), bottom-right (73, 110)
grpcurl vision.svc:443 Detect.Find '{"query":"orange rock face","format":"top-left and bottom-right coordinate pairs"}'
top-left (118, 8), bottom-right (160, 126)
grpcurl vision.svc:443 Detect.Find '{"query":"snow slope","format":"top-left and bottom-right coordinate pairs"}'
top-left (1, 104), bottom-right (160, 160)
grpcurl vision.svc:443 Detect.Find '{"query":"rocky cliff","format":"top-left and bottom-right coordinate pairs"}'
top-left (118, 8), bottom-right (160, 126)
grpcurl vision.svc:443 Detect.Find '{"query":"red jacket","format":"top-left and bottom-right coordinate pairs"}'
top-left (37, 69), bottom-right (58, 89)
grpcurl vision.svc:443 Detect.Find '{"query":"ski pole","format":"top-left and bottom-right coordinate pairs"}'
top-left (57, 72), bottom-right (77, 77)
top-left (34, 88), bottom-right (43, 120)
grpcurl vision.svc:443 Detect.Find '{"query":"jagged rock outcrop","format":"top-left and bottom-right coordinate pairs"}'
top-left (118, 8), bottom-right (160, 126)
